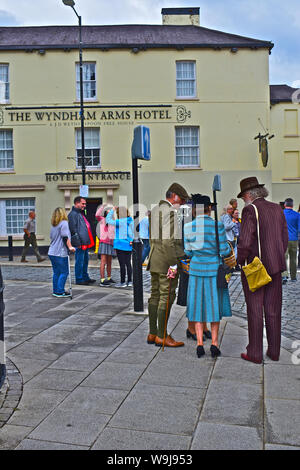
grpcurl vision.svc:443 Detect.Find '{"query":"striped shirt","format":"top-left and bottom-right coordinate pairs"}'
top-left (184, 215), bottom-right (231, 277)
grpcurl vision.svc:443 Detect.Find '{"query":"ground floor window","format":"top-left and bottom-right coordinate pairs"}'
top-left (175, 126), bottom-right (200, 167)
top-left (0, 198), bottom-right (35, 235)
top-left (76, 128), bottom-right (100, 169)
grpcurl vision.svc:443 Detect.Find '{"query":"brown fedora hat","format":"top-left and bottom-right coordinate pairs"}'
top-left (237, 176), bottom-right (265, 198)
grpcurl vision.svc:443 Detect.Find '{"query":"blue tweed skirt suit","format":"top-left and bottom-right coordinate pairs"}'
top-left (184, 215), bottom-right (232, 323)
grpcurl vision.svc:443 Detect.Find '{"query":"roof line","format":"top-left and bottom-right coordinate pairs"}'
top-left (0, 42), bottom-right (274, 51)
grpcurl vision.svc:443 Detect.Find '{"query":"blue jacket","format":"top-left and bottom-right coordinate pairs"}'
top-left (284, 208), bottom-right (300, 241)
top-left (184, 215), bottom-right (231, 277)
top-left (106, 209), bottom-right (134, 251)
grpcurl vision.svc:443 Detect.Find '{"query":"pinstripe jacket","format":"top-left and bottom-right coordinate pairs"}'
top-left (237, 198), bottom-right (288, 275)
top-left (184, 215), bottom-right (231, 277)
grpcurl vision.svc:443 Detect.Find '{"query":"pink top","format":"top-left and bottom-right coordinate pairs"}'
top-left (95, 205), bottom-right (115, 245)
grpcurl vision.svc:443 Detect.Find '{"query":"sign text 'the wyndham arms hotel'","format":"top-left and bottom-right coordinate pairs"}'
top-left (1, 105), bottom-right (191, 125)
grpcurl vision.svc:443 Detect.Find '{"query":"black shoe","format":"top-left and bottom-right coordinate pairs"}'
top-left (203, 330), bottom-right (212, 340)
top-left (107, 278), bottom-right (116, 284)
top-left (186, 329), bottom-right (197, 341)
top-left (86, 279), bottom-right (96, 284)
top-left (76, 281), bottom-right (90, 286)
top-left (196, 345), bottom-right (205, 358)
top-left (210, 345), bottom-right (221, 358)
top-left (99, 280), bottom-right (111, 287)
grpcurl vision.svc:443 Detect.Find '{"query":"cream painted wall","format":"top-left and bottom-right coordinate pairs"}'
top-left (269, 101), bottom-right (300, 204)
top-left (0, 45), bottom-right (273, 246)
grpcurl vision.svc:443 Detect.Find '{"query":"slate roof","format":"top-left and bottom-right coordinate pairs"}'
top-left (0, 25), bottom-right (273, 52)
top-left (270, 85), bottom-right (299, 104)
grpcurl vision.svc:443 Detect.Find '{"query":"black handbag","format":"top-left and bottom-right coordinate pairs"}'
top-left (215, 220), bottom-right (230, 289)
top-left (217, 262), bottom-right (231, 289)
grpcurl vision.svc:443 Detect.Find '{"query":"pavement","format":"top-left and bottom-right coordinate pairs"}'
top-left (0, 256), bottom-right (299, 451)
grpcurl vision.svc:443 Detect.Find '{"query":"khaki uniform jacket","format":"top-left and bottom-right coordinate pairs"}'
top-left (147, 200), bottom-right (185, 274)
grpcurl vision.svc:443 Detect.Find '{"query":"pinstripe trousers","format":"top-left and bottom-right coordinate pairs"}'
top-left (241, 271), bottom-right (282, 362)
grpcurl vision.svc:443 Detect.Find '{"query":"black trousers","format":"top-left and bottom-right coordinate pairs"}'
top-left (116, 249), bottom-right (132, 283)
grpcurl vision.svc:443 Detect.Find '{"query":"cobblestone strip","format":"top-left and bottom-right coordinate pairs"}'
top-left (0, 358), bottom-right (23, 428)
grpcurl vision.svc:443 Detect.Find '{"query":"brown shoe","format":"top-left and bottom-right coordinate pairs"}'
top-left (147, 334), bottom-right (156, 344)
top-left (155, 335), bottom-right (184, 348)
top-left (20, 259), bottom-right (28, 263)
top-left (38, 257), bottom-right (46, 263)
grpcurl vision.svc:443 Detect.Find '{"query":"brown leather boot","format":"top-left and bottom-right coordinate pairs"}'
top-left (155, 335), bottom-right (184, 348)
top-left (147, 334), bottom-right (156, 344)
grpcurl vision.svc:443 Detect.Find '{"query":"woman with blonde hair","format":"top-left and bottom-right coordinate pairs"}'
top-left (48, 207), bottom-right (75, 298)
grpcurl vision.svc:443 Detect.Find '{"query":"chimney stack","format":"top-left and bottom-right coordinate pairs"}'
top-left (161, 7), bottom-right (200, 27)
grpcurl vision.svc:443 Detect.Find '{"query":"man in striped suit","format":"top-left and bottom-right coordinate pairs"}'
top-left (237, 177), bottom-right (288, 364)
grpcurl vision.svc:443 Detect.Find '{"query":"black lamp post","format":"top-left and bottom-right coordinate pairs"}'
top-left (62, 0), bottom-right (86, 186)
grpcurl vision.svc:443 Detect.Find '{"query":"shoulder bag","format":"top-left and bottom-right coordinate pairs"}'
top-left (242, 204), bottom-right (272, 292)
top-left (215, 220), bottom-right (231, 289)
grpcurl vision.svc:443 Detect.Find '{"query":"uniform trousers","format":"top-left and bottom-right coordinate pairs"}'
top-left (148, 271), bottom-right (179, 339)
top-left (241, 271), bottom-right (282, 362)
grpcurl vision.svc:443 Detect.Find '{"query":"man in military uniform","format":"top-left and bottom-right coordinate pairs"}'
top-left (147, 183), bottom-right (189, 347)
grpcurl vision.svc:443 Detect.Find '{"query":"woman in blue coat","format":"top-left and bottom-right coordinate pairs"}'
top-left (106, 206), bottom-right (134, 288)
top-left (184, 194), bottom-right (232, 358)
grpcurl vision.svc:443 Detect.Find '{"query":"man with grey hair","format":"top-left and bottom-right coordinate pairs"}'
top-left (237, 177), bottom-right (288, 364)
top-left (282, 198), bottom-right (300, 283)
top-left (21, 211), bottom-right (46, 263)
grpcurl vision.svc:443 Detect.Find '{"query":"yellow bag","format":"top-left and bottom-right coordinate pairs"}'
top-left (242, 256), bottom-right (272, 292)
top-left (242, 205), bottom-right (272, 292)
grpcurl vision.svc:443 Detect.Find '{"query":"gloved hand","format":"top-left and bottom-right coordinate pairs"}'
top-left (167, 265), bottom-right (177, 279)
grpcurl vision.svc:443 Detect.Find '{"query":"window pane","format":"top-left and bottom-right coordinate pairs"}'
top-left (176, 61), bottom-right (196, 98)
top-left (76, 128), bottom-right (100, 168)
top-left (175, 127), bottom-right (199, 167)
top-left (76, 63), bottom-right (96, 100)
top-left (5, 198), bottom-right (35, 235)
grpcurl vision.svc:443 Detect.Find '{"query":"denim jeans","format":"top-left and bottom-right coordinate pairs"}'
top-left (49, 255), bottom-right (69, 294)
top-left (141, 239), bottom-right (150, 263)
top-left (75, 248), bottom-right (90, 283)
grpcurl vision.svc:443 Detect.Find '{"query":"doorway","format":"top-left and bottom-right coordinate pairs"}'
top-left (85, 198), bottom-right (102, 243)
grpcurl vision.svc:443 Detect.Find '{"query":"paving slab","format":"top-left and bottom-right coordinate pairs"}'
top-left (28, 407), bottom-right (111, 447)
top-left (200, 378), bottom-right (263, 428)
top-left (7, 388), bottom-right (69, 427)
top-left (110, 383), bottom-right (205, 435)
top-left (49, 351), bottom-right (108, 372)
top-left (265, 398), bottom-right (300, 447)
top-left (25, 368), bottom-right (89, 392)
top-left (15, 439), bottom-right (89, 450)
top-left (191, 422), bottom-right (262, 450)
top-left (81, 362), bottom-right (147, 391)
top-left (213, 357), bottom-right (263, 385)
top-left (264, 364), bottom-right (300, 400)
top-left (92, 427), bottom-right (192, 450)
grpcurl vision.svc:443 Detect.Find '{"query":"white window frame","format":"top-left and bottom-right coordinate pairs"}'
top-left (76, 127), bottom-right (101, 169)
top-left (76, 62), bottom-right (96, 101)
top-left (0, 129), bottom-right (14, 171)
top-left (176, 61), bottom-right (196, 99)
top-left (0, 198), bottom-right (35, 236)
top-left (175, 126), bottom-right (200, 168)
top-left (0, 64), bottom-right (9, 103)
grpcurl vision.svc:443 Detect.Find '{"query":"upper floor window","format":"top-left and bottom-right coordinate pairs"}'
top-left (0, 64), bottom-right (9, 102)
top-left (76, 62), bottom-right (96, 101)
top-left (76, 128), bottom-right (100, 168)
top-left (175, 126), bottom-right (200, 167)
top-left (0, 130), bottom-right (13, 171)
top-left (176, 61), bottom-right (196, 99)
